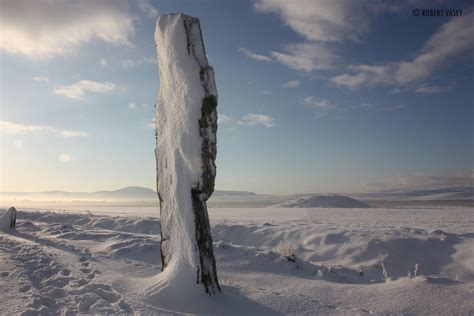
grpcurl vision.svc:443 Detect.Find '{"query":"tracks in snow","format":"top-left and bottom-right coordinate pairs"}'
top-left (0, 232), bottom-right (133, 315)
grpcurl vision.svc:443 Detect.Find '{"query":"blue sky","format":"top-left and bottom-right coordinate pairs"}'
top-left (0, 0), bottom-right (473, 194)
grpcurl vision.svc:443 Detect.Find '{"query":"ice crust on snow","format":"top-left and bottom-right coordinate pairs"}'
top-left (153, 13), bottom-right (219, 295)
top-left (275, 195), bottom-right (370, 208)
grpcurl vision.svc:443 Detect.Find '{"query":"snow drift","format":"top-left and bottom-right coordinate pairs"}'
top-left (2, 207), bottom-right (473, 314)
top-left (275, 195), bottom-right (370, 208)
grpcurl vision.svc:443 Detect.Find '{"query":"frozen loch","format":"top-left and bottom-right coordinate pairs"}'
top-left (151, 13), bottom-right (220, 297)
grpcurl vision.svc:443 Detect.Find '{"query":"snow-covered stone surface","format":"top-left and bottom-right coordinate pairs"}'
top-left (153, 13), bottom-right (219, 295)
top-left (0, 207), bottom-right (473, 315)
top-left (0, 207), bottom-right (16, 231)
top-left (275, 195), bottom-right (370, 208)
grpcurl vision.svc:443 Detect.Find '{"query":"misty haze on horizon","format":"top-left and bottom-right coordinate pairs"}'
top-left (1, 186), bottom-right (473, 205)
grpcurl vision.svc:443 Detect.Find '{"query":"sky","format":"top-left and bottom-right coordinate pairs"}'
top-left (0, 0), bottom-right (473, 194)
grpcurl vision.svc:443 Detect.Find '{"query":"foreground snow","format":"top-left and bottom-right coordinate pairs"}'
top-left (0, 207), bottom-right (473, 315)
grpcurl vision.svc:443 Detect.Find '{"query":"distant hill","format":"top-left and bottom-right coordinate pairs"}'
top-left (0, 186), bottom-right (256, 202)
top-left (212, 190), bottom-right (256, 196)
top-left (355, 187), bottom-right (474, 201)
top-left (274, 195), bottom-right (370, 208)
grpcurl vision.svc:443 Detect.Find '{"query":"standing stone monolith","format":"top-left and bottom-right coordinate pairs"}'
top-left (154, 13), bottom-right (220, 295)
top-left (0, 207), bottom-right (17, 232)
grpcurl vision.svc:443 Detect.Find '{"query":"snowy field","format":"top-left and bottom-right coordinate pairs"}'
top-left (1, 206), bottom-right (473, 315)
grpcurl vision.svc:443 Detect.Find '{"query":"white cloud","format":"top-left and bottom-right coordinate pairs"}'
top-left (331, 13), bottom-right (474, 90)
top-left (238, 113), bottom-right (276, 127)
top-left (253, 0), bottom-right (383, 43)
top-left (32, 76), bottom-right (49, 83)
top-left (238, 48), bottom-right (273, 62)
top-left (260, 90), bottom-right (272, 95)
top-left (0, 120), bottom-right (89, 138)
top-left (128, 102), bottom-right (137, 110)
top-left (282, 80), bottom-right (300, 88)
top-left (0, 0), bottom-right (134, 59)
top-left (252, 0), bottom-right (455, 75)
top-left (302, 96), bottom-right (331, 109)
top-left (13, 140), bottom-right (23, 148)
top-left (100, 58), bottom-right (108, 67)
top-left (53, 80), bottom-right (116, 100)
top-left (218, 114), bottom-right (231, 124)
top-left (122, 56), bottom-right (157, 69)
top-left (137, 0), bottom-right (159, 18)
top-left (59, 153), bottom-right (71, 163)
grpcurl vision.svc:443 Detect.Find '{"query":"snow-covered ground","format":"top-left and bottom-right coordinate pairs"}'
top-left (1, 206), bottom-right (473, 315)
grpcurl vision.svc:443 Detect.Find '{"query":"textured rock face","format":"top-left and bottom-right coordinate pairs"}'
top-left (0, 207), bottom-right (17, 231)
top-left (154, 13), bottom-right (220, 295)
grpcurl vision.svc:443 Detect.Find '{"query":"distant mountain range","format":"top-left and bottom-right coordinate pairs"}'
top-left (0, 186), bottom-right (256, 201)
top-left (1, 186), bottom-right (472, 203)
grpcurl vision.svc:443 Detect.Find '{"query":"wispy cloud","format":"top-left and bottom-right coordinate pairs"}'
top-left (0, 120), bottom-right (89, 138)
top-left (349, 103), bottom-right (405, 112)
top-left (238, 113), bottom-right (276, 127)
top-left (59, 153), bottom-right (71, 163)
top-left (53, 80), bottom-right (116, 100)
top-left (260, 90), bottom-right (272, 95)
top-left (331, 13), bottom-right (474, 90)
top-left (250, 0), bottom-right (387, 73)
top-left (32, 76), bottom-right (50, 83)
top-left (253, 0), bottom-right (386, 43)
top-left (239, 44), bottom-right (335, 72)
top-left (100, 58), bottom-right (108, 67)
top-left (13, 140), bottom-right (23, 148)
top-left (59, 130), bottom-right (89, 137)
top-left (248, 0), bottom-right (381, 72)
top-left (282, 80), bottom-right (301, 88)
top-left (237, 48), bottom-right (273, 62)
top-left (0, 0), bottom-right (134, 59)
top-left (299, 97), bottom-right (405, 120)
top-left (301, 96), bottom-right (332, 119)
top-left (137, 0), bottom-right (159, 18)
top-left (302, 96), bottom-right (331, 109)
top-left (414, 85), bottom-right (453, 94)
top-left (128, 102), bottom-right (137, 110)
top-left (122, 56), bottom-right (157, 69)
top-left (270, 43), bottom-right (336, 72)
top-left (218, 114), bottom-right (232, 124)
top-left (147, 118), bottom-right (156, 129)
